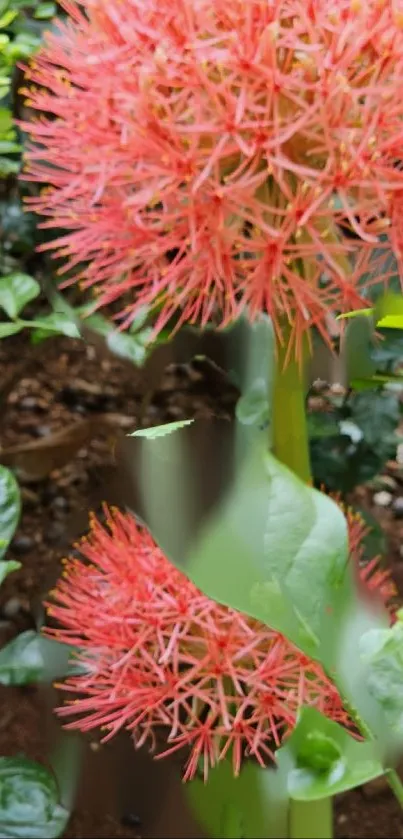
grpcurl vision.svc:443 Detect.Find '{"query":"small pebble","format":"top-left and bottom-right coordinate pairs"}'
top-left (46, 522), bottom-right (65, 545)
top-left (392, 497), bottom-right (403, 519)
top-left (373, 490), bottom-right (393, 507)
top-left (11, 534), bottom-right (35, 555)
top-left (2, 597), bottom-right (27, 619)
top-left (50, 496), bottom-right (69, 512)
top-left (18, 396), bottom-right (47, 413)
top-left (371, 475), bottom-right (398, 492)
top-left (33, 425), bottom-right (52, 438)
top-left (337, 814), bottom-right (347, 825)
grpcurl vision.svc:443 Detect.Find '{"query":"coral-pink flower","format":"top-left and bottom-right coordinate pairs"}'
top-left (21, 0), bottom-right (403, 357)
top-left (46, 506), bottom-right (391, 781)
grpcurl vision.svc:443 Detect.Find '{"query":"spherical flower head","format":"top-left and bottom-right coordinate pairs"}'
top-left (46, 505), bottom-right (393, 781)
top-left (21, 0), bottom-right (403, 358)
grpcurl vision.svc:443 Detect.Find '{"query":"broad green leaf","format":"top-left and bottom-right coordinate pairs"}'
top-left (235, 377), bottom-right (270, 428)
top-left (131, 419), bottom-right (194, 439)
top-left (276, 707), bottom-right (384, 801)
top-left (137, 431), bottom-right (349, 661)
top-left (30, 311), bottom-right (80, 341)
top-left (343, 316), bottom-right (376, 385)
top-left (0, 631), bottom-right (79, 686)
top-left (0, 466), bottom-right (20, 559)
top-left (0, 10), bottom-right (16, 28)
top-left (377, 315), bottom-right (403, 329)
top-left (106, 328), bottom-right (151, 365)
top-left (0, 273), bottom-right (40, 319)
top-left (83, 312), bottom-right (111, 336)
top-left (0, 321), bottom-right (22, 337)
top-left (360, 612), bottom-right (403, 738)
top-left (186, 758), bottom-right (288, 839)
top-left (350, 391), bottom-right (400, 448)
top-left (133, 425), bottom-right (392, 738)
top-left (0, 559), bottom-right (20, 585)
top-left (307, 413), bottom-right (340, 440)
top-left (0, 108), bottom-right (12, 134)
top-left (0, 757), bottom-right (69, 838)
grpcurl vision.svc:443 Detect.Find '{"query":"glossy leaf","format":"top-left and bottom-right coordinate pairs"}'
top-left (0, 273), bottom-right (40, 319)
top-left (360, 611), bottom-right (403, 737)
top-left (0, 559), bottom-right (20, 585)
top-left (30, 311), bottom-right (80, 341)
top-left (137, 429), bottom-right (350, 662)
top-left (0, 631), bottom-right (79, 686)
top-left (0, 757), bottom-right (69, 838)
top-left (106, 327), bottom-right (152, 365)
top-left (350, 391), bottom-right (400, 448)
top-left (0, 321), bottom-right (22, 338)
top-left (276, 707), bottom-right (384, 801)
top-left (0, 466), bottom-right (20, 559)
top-left (186, 758), bottom-right (288, 839)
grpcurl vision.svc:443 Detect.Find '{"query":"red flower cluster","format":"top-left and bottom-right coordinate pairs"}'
top-left (46, 506), bottom-right (393, 780)
top-left (22, 0), bottom-right (403, 357)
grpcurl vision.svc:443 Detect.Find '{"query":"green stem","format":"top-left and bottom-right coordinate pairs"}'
top-left (289, 799), bottom-right (333, 839)
top-left (386, 769), bottom-right (403, 808)
top-left (272, 330), bottom-right (332, 838)
top-left (272, 340), bottom-right (312, 484)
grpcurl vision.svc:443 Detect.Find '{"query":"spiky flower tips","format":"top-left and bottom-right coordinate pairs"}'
top-left (46, 507), bottom-right (393, 781)
top-left (22, 0), bottom-right (403, 359)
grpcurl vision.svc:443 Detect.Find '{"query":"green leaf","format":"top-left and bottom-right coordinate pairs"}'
top-left (0, 757), bottom-right (69, 838)
top-left (338, 308), bottom-right (374, 320)
top-left (276, 707), bottom-right (384, 801)
top-left (106, 328), bottom-right (151, 365)
top-left (0, 10), bottom-right (16, 28)
top-left (307, 413), bottom-right (340, 440)
top-left (0, 105), bottom-right (12, 133)
top-left (30, 311), bottom-right (80, 341)
top-left (33, 2), bottom-right (56, 19)
top-left (0, 466), bottom-right (20, 559)
top-left (360, 612), bottom-right (403, 737)
top-left (131, 419), bottom-right (194, 439)
top-left (0, 273), bottom-right (40, 319)
top-left (186, 758), bottom-right (288, 839)
top-left (0, 559), bottom-right (20, 586)
top-left (137, 433), bottom-right (350, 661)
top-left (129, 305), bottom-right (150, 332)
top-left (344, 316), bottom-right (377, 386)
top-left (0, 631), bottom-right (78, 686)
top-left (350, 391), bottom-right (400, 448)
top-left (235, 377), bottom-right (270, 428)
top-left (0, 321), bottom-right (22, 337)
top-left (0, 140), bottom-right (20, 153)
top-left (375, 293), bottom-right (403, 330)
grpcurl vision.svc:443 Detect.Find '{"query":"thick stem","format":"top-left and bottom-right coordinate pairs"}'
top-left (272, 330), bottom-right (332, 838)
top-left (289, 799), bottom-right (333, 839)
top-left (272, 339), bottom-right (312, 484)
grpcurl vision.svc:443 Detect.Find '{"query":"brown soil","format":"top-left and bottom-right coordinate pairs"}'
top-left (0, 330), bottom-right (402, 838)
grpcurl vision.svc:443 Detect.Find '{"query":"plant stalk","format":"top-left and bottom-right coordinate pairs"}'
top-left (288, 799), bottom-right (333, 839)
top-left (272, 340), bottom-right (311, 484)
top-left (272, 329), bottom-right (333, 839)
